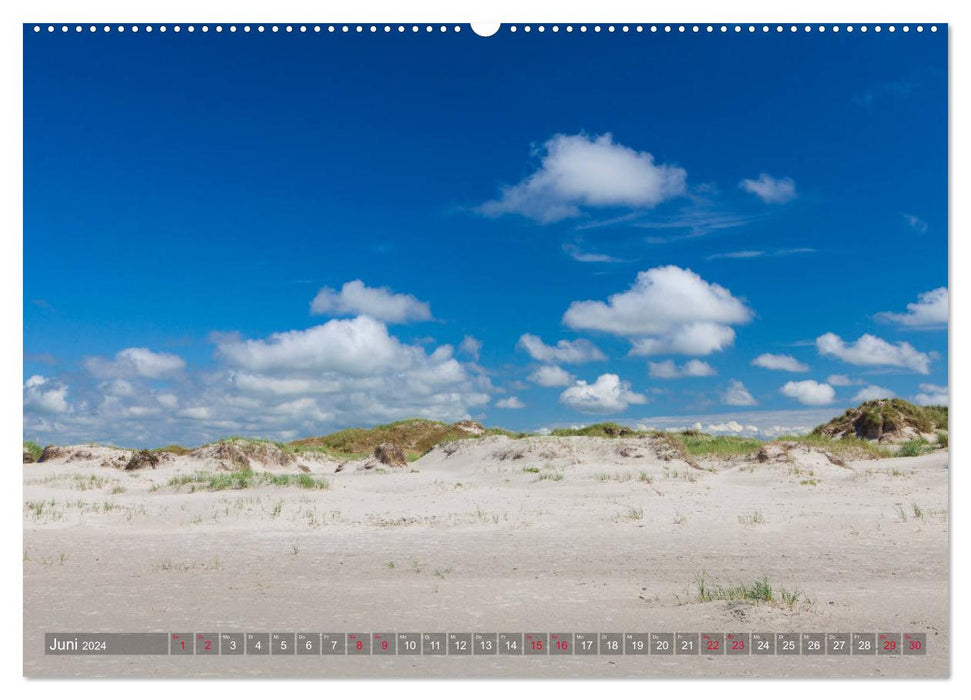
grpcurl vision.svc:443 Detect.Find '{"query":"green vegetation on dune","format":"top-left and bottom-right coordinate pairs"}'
top-left (675, 433), bottom-right (763, 458)
top-left (550, 422), bottom-right (644, 438)
top-left (286, 418), bottom-right (508, 461)
top-left (778, 433), bottom-right (893, 460)
top-left (813, 398), bottom-right (947, 440)
top-left (150, 444), bottom-right (193, 456)
top-left (23, 441), bottom-right (43, 462)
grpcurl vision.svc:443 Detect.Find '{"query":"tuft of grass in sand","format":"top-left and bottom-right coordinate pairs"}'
top-left (693, 573), bottom-right (810, 610)
top-left (898, 438), bottom-right (930, 457)
top-left (167, 472), bottom-right (329, 492)
top-left (537, 472), bottom-right (563, 482)
top-left (622, 506), bottom-right (644, 521)
top-left (936, 431), bottom-right (948, 448)
top-left (737, 510), bottom-right (765, 525)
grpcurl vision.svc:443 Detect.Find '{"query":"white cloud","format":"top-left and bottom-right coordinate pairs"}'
top-left (903, 213), bottom-right (929, 233)
top-left (826, 374), bottom-right (861, 387)
top-left (178, 406), bottom-right (212, 420)
top-left (875, 287), bottom-right (948, 328)
top-left (23, 375), bottom-right (69, 414)
top-left (562, 244), bottom-right (621, 263)
top-left (517, 333), bottom-right (606, 364)
top-left (780, 380), bottom-right (836, 406)
top-left (816, 332), bottom-right (932, 374)
top-left (914, 383), bottom-right (948, 406)
top-left (629, 322), bottom-right (737, 356)
top-left (100, 379), bottom-right (135, 397)
top-left (852, 385), bottom-right (896, 402)
top-left (559, 373), bottom-right (647, 414)
top-left (528, 365), bottom-right (575, 387)
top-left (459, 335), bottom-right (482, 361)
top-left (495, 396), bottom-right (525, 409)
top-left (722, 379), bottom-right (757, 406)
top-left (739, 173), bottom-right (797, 204)
top-left (218, 316), bottom-right (421, 375)
top-left (564, 266), bottom-right (752, 356)
top-left (26, 315), bottom-right (495, 447)
top-left (478, 133), bottom-right (687, 223)
top-left (648, 359), bottom-right (716, 379)
top-left (751, 353), bottom-right (809, 372)
top-left (156, 394), bottom-right (179, 409)
top-left (310, 280), bottom-right (431, 323)
top-left (84, 347), bottom-right (186, 379)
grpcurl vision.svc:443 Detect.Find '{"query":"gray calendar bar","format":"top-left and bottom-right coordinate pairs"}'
top-left (44, 632), bottom-right (931, 656)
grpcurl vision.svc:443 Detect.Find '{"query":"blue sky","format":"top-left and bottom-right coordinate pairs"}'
top-left (23, 25), bottom-right (948, 446)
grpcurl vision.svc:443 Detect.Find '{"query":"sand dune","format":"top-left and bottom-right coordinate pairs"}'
top-left (23, 436), bottom-right (948, 677)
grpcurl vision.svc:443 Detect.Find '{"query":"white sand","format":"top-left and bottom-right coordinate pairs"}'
top-left (23, 436), bottom-right (948, 677)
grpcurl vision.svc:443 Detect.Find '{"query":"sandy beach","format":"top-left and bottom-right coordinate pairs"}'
top-left (22, 435), bottom-right (948, 678)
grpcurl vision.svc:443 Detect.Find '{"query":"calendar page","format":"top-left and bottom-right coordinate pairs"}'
top-left (22, 20), bottom-right (948, 679)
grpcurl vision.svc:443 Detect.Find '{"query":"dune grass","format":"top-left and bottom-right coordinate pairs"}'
top-left (693, 573), bottom-right (809, 610)
top-left (676, 433), bottom-right (763, 458)
top-left (23, 441), bottom-right (43, 461)
top-left (777, 433), bottom-right (892, 460)
top-left (287, 418), bottom-right (509, 461)
top-left (550, 422), bottom-right (644, 438)
top-left (167, 471), bottom-right (329, 492)
top-left (898, 437), bottom-right (931, 457)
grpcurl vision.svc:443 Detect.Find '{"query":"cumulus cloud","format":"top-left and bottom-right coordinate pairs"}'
top-left (84, 347), bottom-right (186, 379)
top-left (564, 266), bottom-right (752, 356)
top-left (826, 374), bottom-right (861, 387)
top-left (751, 353), bottom-right (809, 372)
top-left (739, 173), bottom-right (797, 203)
top-left (559, 373), bottom-right (647, 414)
top-left (310, 280), bottom-right (431, 323)
top-left (217, 316), bottom-right (424, 375)
top-left (528, 365), bottom-right (575, 387)
top-left (816, 332), bottom-right (932, 374)
top-left (648, 359), bottom-right (716, 379)
top-left (495, 396), bottom-right (525, 409)
top-left (914, 383), bottom-right (948, 406)
top-left (722, 379), bottom-right (757, 406)
top-left (27, 316), bottom-right (494, 447)
top-left (875, 288), bottom-right (948, 328)
top-left (517, 333), bottom-right (606, 364)
top-left (23, 375), bottom-right (70, 414)
top-left (780, 380), bottom-right (836, 406)
top-left (459, 335), bottom-right (482, 361)
top-left (853, 385), bottom-right (896, 402)
top-left (478, 133), bottom-right (687, 223)
top-left (629, 323), bottom-right (737, 356)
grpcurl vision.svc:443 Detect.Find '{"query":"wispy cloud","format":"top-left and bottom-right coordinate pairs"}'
top-left (562, 243), bottom-right (622, 263)
top-left (853, 79), bottom-right (916, 106)
top-left (706, 247), bottom-right (815, 262)
top-left (902, 213), bottom-right (929, 233)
